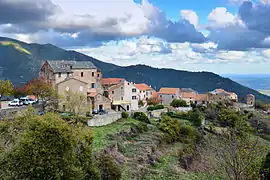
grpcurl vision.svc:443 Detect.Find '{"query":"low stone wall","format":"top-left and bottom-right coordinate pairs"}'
top-left (88, 112), bottom-right (123, 127)
top-left (150, 109), bottom-right (167, 118)
top-left (0, 105), bottom-right (43, 120)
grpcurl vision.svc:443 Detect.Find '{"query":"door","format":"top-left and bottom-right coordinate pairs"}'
top-left (99, 105), bottom-right (103, 111)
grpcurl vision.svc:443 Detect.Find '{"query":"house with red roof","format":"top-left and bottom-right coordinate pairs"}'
top-left (158, 88), bottom-right (181, 105)
top-left (135, 83), bottom-right (156, 102)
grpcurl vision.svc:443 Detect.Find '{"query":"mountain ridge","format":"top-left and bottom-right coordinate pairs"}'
top-left (0, 36), bottom-right (269, 102)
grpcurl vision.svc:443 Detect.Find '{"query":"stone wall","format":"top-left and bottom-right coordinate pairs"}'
top-left (88, 112), bottom-right (123, 127)
top-left (0, 105), bottom-right (43, 120)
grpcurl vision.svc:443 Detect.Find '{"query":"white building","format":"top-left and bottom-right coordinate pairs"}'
top-left (107, 80), bottom-right (139, 111)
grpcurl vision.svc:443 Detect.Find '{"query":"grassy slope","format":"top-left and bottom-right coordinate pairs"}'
top-left (91, 118), bottom-right (140, 151)
top-left (91, 118), bottom-right (221, 179)
top-left (0, 41), bottom-right (32, 55)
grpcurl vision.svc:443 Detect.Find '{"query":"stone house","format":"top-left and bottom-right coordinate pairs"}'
top-left (104, 80), bottom-right (139, 111)
top-left (158, 88), bottom-right (181, 105)
top-left (208, 89), bottom-right (238, 103)
top-left (135, 83), bottom-right (156, 102)
top-left (102, 78), bottom-right (125, 91)
top-left (247, 94), bottom-right (255, 106)
top-left (40, 60), bottom-right (111, 112)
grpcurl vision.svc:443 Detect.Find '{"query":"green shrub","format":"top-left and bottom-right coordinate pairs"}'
top-left (98, 154), bottom-right (121, 180)
top-left (179, 125), bottom-right (199, 144)
top-left (147, 104), bottom-right (164, 111)
top-left (170, 99), bottom-right (188, 107)
top-left (159, 115), bottom-right (181, 143)
top-left (133, 112), bottom-right (150, 124)
top-left (138, 100), bottom-right (144, 107)
top-left (187, 109), bottom-right (204, 127)
top-left (136, 122), bottom-right (148, 133)
top-left (121, 112), bottom-right (129, 119)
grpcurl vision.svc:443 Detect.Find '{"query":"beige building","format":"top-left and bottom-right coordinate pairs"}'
top-left (208, 89), bottom-right (238, 103)
top-left (40, 60), bottom-right (111, 112)
top-left (158, 88), bottom-right (181, 105)
top-left (105, 80), bottom-right (139, 111)
top-left (135, 83), bottom-right (156, 102)
top-left (247, 94), bottom-right (255, 106)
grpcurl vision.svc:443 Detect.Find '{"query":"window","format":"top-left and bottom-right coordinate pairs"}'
top-left (58, 72), bottom-right (61, 77)
top-left (132, 88), bottom-right (137, 92)
top-left (67, 72), bottom-right (70, 77)
top-left (128, 83), bottom-right (130, 85)
top-left (127, 105), bottom-right (130, 111)
top-left (143, 91), bottom-right (145, 93)
top-left (132, 96), bottom-right (137, 100)
top-left (121, 87), bottom-right (123, 90)
top-left (172, 95), bottom-right (174, 98)
top-left (160, 95), bottom-right (162, 98)
top-left (112, 91), bottom-right (114, 94)
top-left (79, 86), bottom-right (83, 92)
top-left (81, 72), bottom-right (84, 77)
top-left (97, 73), bottom-right (100, 77)
top-left (121, 97), bottom-right (123, 100)
top-left (144, 95), bottom-right (146, 98)
top-left (151, 92), bottom-right (153, 95)
top-left (92, 72), bottom-right (94, 77)
top-left (146, 92), bottom-right (149, 96)
top-left (140, 91), bottom-right (142, 93)
top-left (91, 83), bottom-right (95, 88)
top-left (70, 65), bottom-right (72, 69)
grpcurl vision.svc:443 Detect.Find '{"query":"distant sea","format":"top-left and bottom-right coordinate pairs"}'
top-left (223, 74), bottom-right (270, 95)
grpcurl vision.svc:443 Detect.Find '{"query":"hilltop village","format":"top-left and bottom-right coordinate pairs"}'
top-left (40, 60), bottom-right (255, 114)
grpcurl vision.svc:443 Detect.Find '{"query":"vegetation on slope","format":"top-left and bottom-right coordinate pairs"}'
top-left (0, 41), bottom-right (32, 55)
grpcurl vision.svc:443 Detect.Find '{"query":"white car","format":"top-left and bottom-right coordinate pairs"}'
top-left (20, 97), bottom-right (37, 105)
top-left (8, 99), bottom-right (23, 106)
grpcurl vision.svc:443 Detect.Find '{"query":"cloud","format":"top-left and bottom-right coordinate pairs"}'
top-left (0, 0), bottom-right (205, 46)
top-left (206, 1), bottom-right (270, 50)
top-left (180, 10), bottom-right (199, 27)
top-left (238, 0), bottom-right (270, 35)
top-left (0, 0), bottom-right (58, 24)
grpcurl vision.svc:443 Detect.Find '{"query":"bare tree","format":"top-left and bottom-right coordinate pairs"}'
top-left (208, 125), bottom-right (267, 180)
top-left (62, 91), bottom-right (91, 116)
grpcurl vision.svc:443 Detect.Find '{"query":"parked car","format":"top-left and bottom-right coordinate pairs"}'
top-left (92, 109), bottom-right (107, 115)
top-left (8, 99), bottom-right (23, 106)
top-left (28, 98), bottom-right (37, 105)
top-left (20, 97), bottom-right (30, 105)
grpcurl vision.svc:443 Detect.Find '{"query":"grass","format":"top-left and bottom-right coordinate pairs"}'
top-left (90, 118), bottom-right (140, 151)
top-left (0, 41), bottom-right (32, 55)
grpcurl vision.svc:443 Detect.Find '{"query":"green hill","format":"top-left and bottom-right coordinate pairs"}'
top-left (0, 36), bottom-right (269, 102)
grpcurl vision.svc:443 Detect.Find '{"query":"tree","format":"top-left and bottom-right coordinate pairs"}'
top-left (147, 97), bottom-right (160, 106)
top-left (0, 109), bottom-right (99, 179)
top-left (0, 80), bottom-right (14, 109)
top-left (98, 154), bottom-right (121, 180)
top-left (170, 99), bottom-right (188, 108)
top-left (13, 86), bottom-right (27, 98)
top-left (25, 77), bottom-right (59, 111)
top-left (209, 118), bottom-right (267, 180)
top-left (63, 90), bottom-right (90, 116)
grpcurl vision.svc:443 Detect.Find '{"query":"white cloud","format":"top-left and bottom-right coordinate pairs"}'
top-left (208, 7), bottom-right (236, 28)
top-left (180, 10), bottom-right (199, 27)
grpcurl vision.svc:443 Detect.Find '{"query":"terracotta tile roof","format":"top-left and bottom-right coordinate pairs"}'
top-left (194, 94), bottom-right (208, 101)
top-left (102, 78), bottom-right (125, 85)
top-left (135, 83), bottom-right (153, 91)
top-left (181, 92), bottom-right (197, 99)
top-left (108, 83), bottom-right (123, 92)
top-left (158, 88), bottom-right (179, 95)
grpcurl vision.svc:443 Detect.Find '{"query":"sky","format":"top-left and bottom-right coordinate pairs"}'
top-left (1, 0), bottom-right (270, 74)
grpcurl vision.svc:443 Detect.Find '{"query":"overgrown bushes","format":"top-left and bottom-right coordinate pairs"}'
top-left (170, 99), bottom-right (188, 107)
top-left (159, 115), bottom-right (181, 143)
top-left (121, 112), bottom-right (129, 119)
top-left (147, 104), bottom-right (164, 111)
top-left (98, 154), bottom-right (121, 180)
top-left (133, 112), bottom-right (150, 124)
